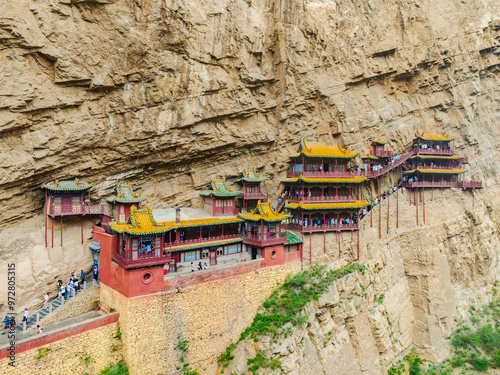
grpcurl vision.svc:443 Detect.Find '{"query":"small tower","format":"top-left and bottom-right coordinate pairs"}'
top-left (42, 178), bottom-right (104, 247)
top-left (403, 132), bottom-right (482, 190)
top-left (200, 177), bottom-right (242, 216)
top-left (107, 183), bottom-right (147, 223)
top-left (238, 200), bottom-right (291, 265)
top-left (371, 140), bottom-right (392, 159)
top-left (236, 168), bottom-right (267, 212)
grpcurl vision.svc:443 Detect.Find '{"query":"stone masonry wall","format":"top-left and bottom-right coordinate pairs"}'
top-left (100, 261), bottom-right (301, 375)
top-left (38, 287), bottom-right (99, 328)
top-left (0, 317), bottom-right (121, 375)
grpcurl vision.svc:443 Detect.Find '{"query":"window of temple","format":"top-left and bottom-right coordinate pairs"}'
top-left (181, 251), bottom-right (200, 262)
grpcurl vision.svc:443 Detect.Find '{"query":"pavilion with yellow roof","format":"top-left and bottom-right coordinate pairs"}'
top-left (280, 137), bottom-right (369, 234)
top-left (403, 132), bottom-right (480, 189)
top-left (236, 168), bottom-right (267, 211)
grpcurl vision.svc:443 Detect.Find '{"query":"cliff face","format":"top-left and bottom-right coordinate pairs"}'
top-left (0, 0), bottom-right (499, 369)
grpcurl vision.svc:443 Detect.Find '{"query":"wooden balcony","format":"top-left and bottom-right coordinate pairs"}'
top-left (372, 149), bottom-right (392, 158)
top-left (112, 251), bottom-right (172, 270)
top-left (288, 223), bottom-right (359, 233)
top-left (287, 170), bottom-right (358, 178)
top-left (166, 233), bottom-right (241, 248)
top-left (243, 234), bottom-right (286, 247)
top-left (410, 165), bottom-right (461, 170)
top-left (414, 148), bottom-right (454, 156)
top-left (287, 195), bottom-right (357, 204)
top-left (403, 180), bottom-right (462, 188)
top-left (457, 181), bottom-right (483, 189)
top-left (242, 192), bottom-right (266, 200)
top-left (49, 203), bottom-right (105, 217)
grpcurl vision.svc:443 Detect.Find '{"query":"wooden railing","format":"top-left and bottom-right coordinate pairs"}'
top-left (457, 181), bottom-right (483, 189)
top-left (286, 195), bottom-right (357, 203)
top-left (112, 251), bottom-right (172, 270)
top-left (288, 223), bottom-right (359, 232)
top-left (414, 148), bottom-right (454, 156)
top-left (167, 233), bottom-right (241, 248)
top-left (404, 180), bottom-right (483, 189)
top-left (49, 203), bottom-right (105, 216)
top-left (364, 149), bottom-right (415, 178)
top-left (243, 234), bottom-right (286, 247)
top-left (287, 170), bottom-right (358, 178)
top-left (242, 192), bottom-right (266, 200)
top-left (372, 149), bottom-right (392, 158)
top-left (410, 165), bottom-right (461, 170)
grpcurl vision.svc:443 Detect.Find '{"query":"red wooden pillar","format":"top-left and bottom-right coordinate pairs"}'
top-left (370, 200), bottom-right (373, 228)
top-left (415, 188), bottom-right (418, 226)
top-left (323, 230), bottom-right (326, 254)
top-left (338, 231), bottom-right (342, 259)
top-left (44, 190), bottom-right (48, 248)
top-left (309, 233), bottom-right (312, 265)
top-left (387, 188), bottom-right (390, 235)
top-left (396, 188), bottom-right (399, 229)
top-left (423, 188), bottom-right (425, 225)
top-left (50, 218), bottom-right (54, 247)
top-left (378, 200), bottom-right (381, 239)
top-left (81, 216), bottom-right (83, 244)
top-left (60, 217), bottom-right (63, 247)
top-left (357, 229), bottom-right (360, 261)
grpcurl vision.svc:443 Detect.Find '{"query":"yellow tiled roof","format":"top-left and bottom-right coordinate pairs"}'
top-left (281, 175), bottom-right (367, 184)
top-left (108, 206), bottom-right (243, 235)
top-left (238, 200), bottom-right (290, 222)
top-left (285, 200), bottom-right (370, 210)
top-left (373, 140), bottom-right (387, 145)
top-left (415, 132), bottom-right (455, 141)
top-left (410, 154), bottom-right (463, 160)
top-left (292, 139), bottom-right (359, 159)
top-left (362, 154), bottom-right (379, 160)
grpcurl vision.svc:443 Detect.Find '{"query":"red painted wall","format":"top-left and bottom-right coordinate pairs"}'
top-left (94, 227), bottom-right (164, 298)
top-left (261, 245), bottom-right (286, 267)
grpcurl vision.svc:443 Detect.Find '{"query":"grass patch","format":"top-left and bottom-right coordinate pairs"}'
top-left (239, 263), bottom-right (366, 342)
top-left (34, 347), bottom-right (51, 360)
top-left (99, 361), bottom-right (129, 375)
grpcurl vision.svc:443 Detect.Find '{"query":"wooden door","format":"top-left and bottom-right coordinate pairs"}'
top-left (209, 250), bottom-right (217, 266)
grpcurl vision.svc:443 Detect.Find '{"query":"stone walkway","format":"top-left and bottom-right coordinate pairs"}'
top-left (6, 281), bottom-right (98, 335)
top-left (0, 310), bottom-right (102, 347)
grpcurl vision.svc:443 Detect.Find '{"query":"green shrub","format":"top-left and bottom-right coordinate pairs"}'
top-left (478, 324), bottom-right (500, 353)
top-left (468, 353), bottom-right (489, 371)
top-left (99, 361), bottom-right (129, 375)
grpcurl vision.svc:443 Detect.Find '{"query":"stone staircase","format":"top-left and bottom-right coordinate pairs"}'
top-left (16, 281), bottom-right (98, 332)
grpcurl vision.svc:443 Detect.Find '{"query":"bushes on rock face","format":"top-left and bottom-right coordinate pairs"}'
top-left (218, 263), bottom-right (366, 374)
top-left (239, 263), bottom-right (366, 342)
top-left (99, 361), bottom-right (129, 375)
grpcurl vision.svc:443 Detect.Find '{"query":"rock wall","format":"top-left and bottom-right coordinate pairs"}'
top-left (217, 186), bottom-right (500, 374)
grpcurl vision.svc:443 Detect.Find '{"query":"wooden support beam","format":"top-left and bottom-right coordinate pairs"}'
top-left (309, 233), bottom-right (312, 266)
top-left (415, 188), bottom-right (418, 226)
top-left (379, 200), bottom-right (382, 239)
top-left (51, 217), bottom-right (54, 248)
top-left (387, 189), bottom-right (390, 235)
top-left (423, 188), bottom-right (426, 225)
top-left (60, 216), bottom-right (63, 247)
top-left (357, 230), bottom-right (360, 261)
top-left (45, 190), bottom-right (48, 248)
top-left (396, 188), bottom-right (399, 229)
top-left (81, 216), bottom-right (84, 244)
